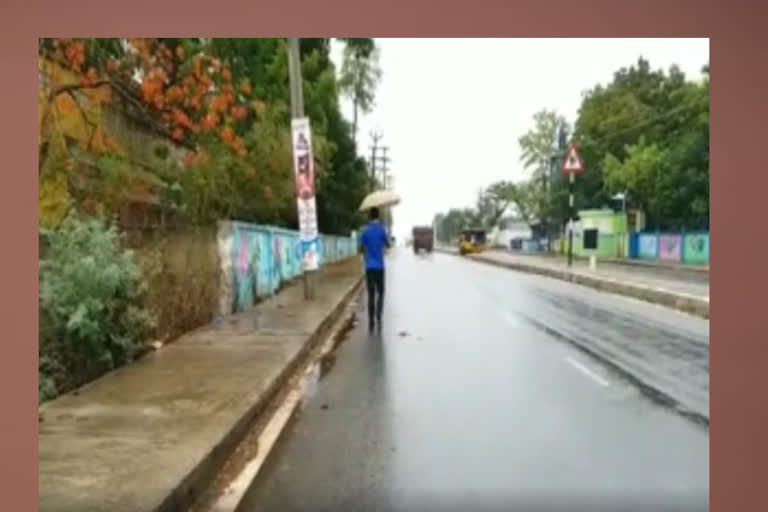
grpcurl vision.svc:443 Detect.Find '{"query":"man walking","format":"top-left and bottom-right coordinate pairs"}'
top-left (359, 207), bottom-right (390, 333)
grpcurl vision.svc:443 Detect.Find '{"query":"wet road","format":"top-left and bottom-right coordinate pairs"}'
top-left (238, 250), bottom-right (709, 512)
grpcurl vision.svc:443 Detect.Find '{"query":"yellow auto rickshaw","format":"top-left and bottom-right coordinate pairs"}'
top-left (458, 228), bottom-right (487, 255)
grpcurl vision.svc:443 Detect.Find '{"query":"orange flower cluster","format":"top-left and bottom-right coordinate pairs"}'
top-left (202, 113), bottom-right (220, 132)
top-left (184, 149), bottom-right (210, 168)
top-left (46, 38), bottom-right (253, 158)
top-left (231, 106), bottom-right (247, 121)
top-left (219, 126), bottom-right (246, 157)
top-left (60, 40), bottom-right (86, 71)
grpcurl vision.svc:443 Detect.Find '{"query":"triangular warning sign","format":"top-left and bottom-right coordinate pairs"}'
top-left (562, 145), bottom-right (584, 175)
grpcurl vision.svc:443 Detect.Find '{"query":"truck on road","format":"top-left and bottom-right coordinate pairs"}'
top-left (411, 226), bottom-right (434, 254)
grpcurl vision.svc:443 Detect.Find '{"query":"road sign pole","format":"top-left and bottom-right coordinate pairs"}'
top-left (568, 170), bottom-right (574, 267)
top-left (562, 142), bottom-right (584, 269)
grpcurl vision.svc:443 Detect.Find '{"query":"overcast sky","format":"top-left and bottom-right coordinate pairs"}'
top-left (329, 38), bottom-right (709, 240)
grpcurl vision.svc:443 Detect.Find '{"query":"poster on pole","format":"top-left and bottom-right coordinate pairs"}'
top-left (292, 117), bottom-right (319, 271)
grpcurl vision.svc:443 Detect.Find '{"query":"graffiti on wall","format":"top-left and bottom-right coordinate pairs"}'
top-left (638, 234), bottom-right (658, 260)
top-left (232, 228), bottom-right (262, 312)
top-left (684, 233), bottom-right (709, 264)
top-left (658, 234), bottom-right (682, 262)
top-left (228, 223), bottom-right (357, 313)
top-left (629, 231), bottom-right (710, 266)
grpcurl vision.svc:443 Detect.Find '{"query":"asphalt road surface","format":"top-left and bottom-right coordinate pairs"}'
top-left (238, 250), bottom-right (709, 512)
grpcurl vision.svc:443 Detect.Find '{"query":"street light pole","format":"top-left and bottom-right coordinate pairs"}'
top-left (287, 37), bottom-right (315, 300)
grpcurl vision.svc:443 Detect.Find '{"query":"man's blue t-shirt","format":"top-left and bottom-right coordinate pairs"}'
top-left (360, 221), bottom-right (389, 270)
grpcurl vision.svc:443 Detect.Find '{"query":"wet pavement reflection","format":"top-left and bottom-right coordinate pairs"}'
top-left (239, 249), bottom-right (709, 512)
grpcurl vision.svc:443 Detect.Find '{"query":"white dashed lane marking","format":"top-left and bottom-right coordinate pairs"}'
top-left (564, 356), bottom-right (610, 387)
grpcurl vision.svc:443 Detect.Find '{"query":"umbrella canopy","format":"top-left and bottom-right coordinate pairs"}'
top-left (359, 189), bottom-right (401, 211)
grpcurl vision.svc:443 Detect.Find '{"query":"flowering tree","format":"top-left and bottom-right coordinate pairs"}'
top-left (39, 38), bottom-right (370, 234)
top-left (39, 38), bottom-right (259, 161)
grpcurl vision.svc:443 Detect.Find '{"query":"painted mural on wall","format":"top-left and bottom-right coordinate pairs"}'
top-left (638, 234), bottom-right (658, 260)
top-left (228, 222), bottom-right (357, 313)
top-left (628, 231), bottom-right (709, 266)
top-left (684, 233), bottom-right (709, 265)
top-left (231, 226), bottom-right (267, 312)
top-left (658, 234), bottom-right (682, 262)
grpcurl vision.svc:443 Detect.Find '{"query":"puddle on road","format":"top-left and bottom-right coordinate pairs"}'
top-left (299, 307), bottom-right (358, 409)
top-left (302, 362), bottom-right (322, 406)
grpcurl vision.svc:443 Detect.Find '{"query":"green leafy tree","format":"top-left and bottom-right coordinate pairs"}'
top-left (338, 40), bottom-right (382, 144)
top-left (205, 38), bottom-right (370, 234)
top-left (574, 57), bottom-right (709, 229)
top-left (602, 139), bottom-right (667, 218)
top-left (436, 58), bottom-right (709, 246)
top-left (477, 181), bottom-right (518, 228)
top-left (517, 110), bottom-right (570, 229)
top-left (495, 181), bottom-right (539, 225)
top-left (433, 206), bottom-right (485, 243)
top-left (518, 110), bottom-right (569, 178)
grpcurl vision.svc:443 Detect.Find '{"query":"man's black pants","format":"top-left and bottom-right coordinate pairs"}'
top-left (365, 269), bottom-right (385, 328)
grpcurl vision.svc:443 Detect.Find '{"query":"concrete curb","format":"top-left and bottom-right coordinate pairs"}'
top-left (435, 248), bottom-right (709, 319)
top-left (157, 264), bottom-right (365, 512)
top-left (599, 257), bottom-right (709, 276)
top-left (468, 254), bottom-right (709, 319)
top-left (206, 289), bottom-right (362, 512)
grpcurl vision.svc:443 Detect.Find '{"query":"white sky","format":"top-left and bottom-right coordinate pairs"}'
top-left (329, 38), bottom-right (709, 241)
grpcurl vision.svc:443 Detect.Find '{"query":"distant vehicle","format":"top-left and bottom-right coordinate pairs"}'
top-left (411, 226), bottom-right (434, 254)
top-left (459, 228), bottom-right (487, 255)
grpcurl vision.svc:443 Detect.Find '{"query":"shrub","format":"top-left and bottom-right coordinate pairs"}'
top-left (39, 216), bottom-right (155, 402)
top-left (126, 226), bottom-right (220, 344)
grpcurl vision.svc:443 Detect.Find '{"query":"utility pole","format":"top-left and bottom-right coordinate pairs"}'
top-left (368, 135), bottom-right (393, 234)
top-left (378, 147), bottom-right (392, 233)
top-left (378, 146), bottom-right (390, 189)
top-left (288, 39), bottom-right (304, 119)
top-left (287, 37), bottom-right (316, 300)
top-left (369, 130), bottom-right (383, 191)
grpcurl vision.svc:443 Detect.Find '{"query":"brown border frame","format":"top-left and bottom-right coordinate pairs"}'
top-left (2, 1), bottom-right (765, 510)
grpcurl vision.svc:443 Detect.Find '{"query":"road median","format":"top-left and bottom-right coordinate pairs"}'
top-left (38, 257), bottom-right (364, 512)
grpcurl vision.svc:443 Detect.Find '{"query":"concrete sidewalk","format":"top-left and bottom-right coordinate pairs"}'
top-left (597, 255), bottom-right (708, 275)
top-left (437, 247), bottom-right (709, 318)
top-left (38, 258), bottom-right (363, 512)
